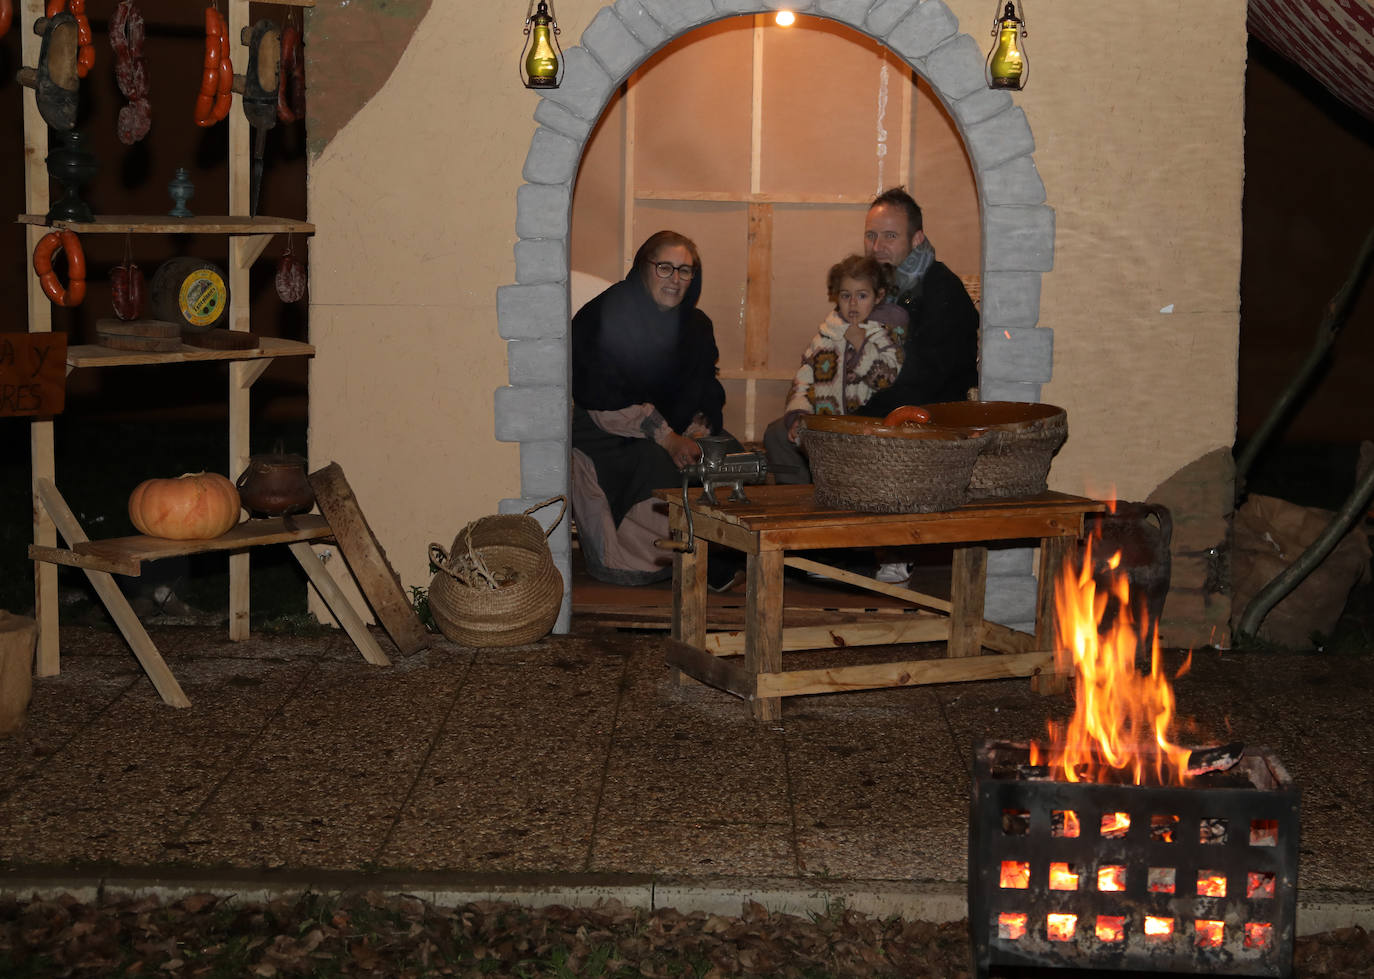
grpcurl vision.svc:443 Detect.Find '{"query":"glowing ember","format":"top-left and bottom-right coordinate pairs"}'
top-left (1047, 913), bottom-right (1077, 941)
top-left (1048, 862), bottom-right (1079, 890)
top-left (1097, 865), bottom-right (1126, 892)
top-left (1000, 860), bottom-right (1030, 888)
top-left (1195, 919), bottom-right (1225, 947)
top-left (1248, 871), bottom-right (1276, 899)
top-left (1197, 871), bottom-right (1227, 897)
top-left (1051, 809), bottom-right (1080, 838)
top-left (1144, 916), bottom-right (1175, 939)
top-left (1100, 811), bottom-right (1131, 837)
top-left (1095, 915), bottom-right (1126, 943)
top-left (1043, 527), bottom-right (1194, 785)
top-left (1245, 922), bottom-right (1273, 948)
top-left (998, 912), bottom-right (1028, 940)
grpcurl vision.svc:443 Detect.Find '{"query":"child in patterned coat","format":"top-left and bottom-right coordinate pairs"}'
top-left (763, 254), bottom-right (908, 482)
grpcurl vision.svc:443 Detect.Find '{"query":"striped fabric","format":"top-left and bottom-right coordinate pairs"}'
top-left (1249, 0), bottom-right (1374, 120)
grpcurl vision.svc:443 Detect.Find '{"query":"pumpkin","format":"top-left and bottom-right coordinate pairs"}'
top-left (128, 472), bottom-right (242, 539)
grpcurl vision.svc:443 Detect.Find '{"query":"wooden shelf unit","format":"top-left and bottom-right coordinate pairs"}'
top-left (18, 214), bottom-right (315, 235)
top-left (20, 0), bottom-right (327, 703)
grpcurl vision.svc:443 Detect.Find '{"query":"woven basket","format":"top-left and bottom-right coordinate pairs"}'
top-left (801, 416), bottom-right (983, 513)
top-left (921, 402), bottom-right (1067, 499)
top-left (427, 496), bottom-right (566, 647)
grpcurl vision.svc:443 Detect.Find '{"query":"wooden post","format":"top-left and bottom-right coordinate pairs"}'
top-left (1032, 536), bottom-right (1074, 695)
top-left (0, 612), bottom-right (36, 736)
top-left (746, 549), bottom-right (784, 722)
top-left (949, 545), bottom-right (988, 658)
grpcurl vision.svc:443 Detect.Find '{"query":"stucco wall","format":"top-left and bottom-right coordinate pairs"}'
top-left (304, 0), bottom-right (1246, 613)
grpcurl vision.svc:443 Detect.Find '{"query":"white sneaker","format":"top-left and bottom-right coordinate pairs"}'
top-left (875, 562), bottom-right (912, 584)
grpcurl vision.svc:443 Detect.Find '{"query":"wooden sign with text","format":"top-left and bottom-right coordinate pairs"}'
top-left (0, 333), bottom-right (67, 417)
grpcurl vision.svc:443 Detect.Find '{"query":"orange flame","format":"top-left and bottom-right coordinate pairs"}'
top-left (1245, 922), bottom-right (1273, 948)
top-left (1000, 860), bottom-right (1030, 888)
top-left (1095, 916), bottom-right (1126, 943)
top-left (998, 912), bottom-right (1028, 940)
top-left (1144, 916), bottom-right (1175, 939)
top-left (1048, 862), bottom-right (1079, 890)
top-left (1195, 920), bottom-right (1225, 947)
top-left (1097, 865), bottom-right (1126, 892)
top-left (1047, 913), bottom-right (1077, 941)
top-left (1046, 529), bottom-right (1194, 785)
top-left (1247, 872), bottom-right (1275, 899)
top-left (1197, 871), bottom-right (1227, 897)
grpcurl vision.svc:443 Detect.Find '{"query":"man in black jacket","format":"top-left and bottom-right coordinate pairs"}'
top-left (855, 187), bottom-right (979, 417)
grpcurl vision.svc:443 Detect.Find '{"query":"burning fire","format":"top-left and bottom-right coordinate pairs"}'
top-left (1043, 523), bottom-right (1195, 784)
top-left (1047, 913), bottom-right (1077, 941)
top-left (1144, 916), bottom-right (1175, 939)
top-left (1197, 871), bottom-right (1227, 897)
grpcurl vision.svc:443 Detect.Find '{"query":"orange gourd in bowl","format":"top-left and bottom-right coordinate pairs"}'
top-left (128, 472), bottom-right (242, 539)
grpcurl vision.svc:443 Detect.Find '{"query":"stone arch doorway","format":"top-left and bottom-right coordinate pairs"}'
top-left (496, 0), bottom-right (1054, 632)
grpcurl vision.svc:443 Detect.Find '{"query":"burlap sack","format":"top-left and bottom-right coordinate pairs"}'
top-left (1231, 494), bottom-right (1372, 648)
top-left (0, 612), bottom-right (36, 736)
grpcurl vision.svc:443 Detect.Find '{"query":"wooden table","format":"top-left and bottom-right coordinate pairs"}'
top-left (656, 484), bottom-right (1106, 720)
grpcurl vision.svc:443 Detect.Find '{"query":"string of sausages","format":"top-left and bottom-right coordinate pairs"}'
top-left (194, 4), bottom-right (233, 127)
top-left (0, 0), bottom-right (13, 41)
top-left (45, 0), bottom-right (95, 76)
top-left (109, 0), bottom-right (151, 144)
top-left (33, 230), bottom-right (86, 307)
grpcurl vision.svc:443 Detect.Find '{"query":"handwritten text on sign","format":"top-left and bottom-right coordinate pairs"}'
top-left (0, 333), bottom-right (68, 417)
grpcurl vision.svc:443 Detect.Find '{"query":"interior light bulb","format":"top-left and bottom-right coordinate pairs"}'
top-left (775, 10), bottom-right (795, 27)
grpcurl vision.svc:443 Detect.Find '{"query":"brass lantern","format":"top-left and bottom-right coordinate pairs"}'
top-left (521, 0), bottom-right (563, 89)
top-left (985, 1), bottom-right (1028, 91)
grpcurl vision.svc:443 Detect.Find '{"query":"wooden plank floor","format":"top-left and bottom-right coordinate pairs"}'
top-left (569, 547), bottom-right (952, 633)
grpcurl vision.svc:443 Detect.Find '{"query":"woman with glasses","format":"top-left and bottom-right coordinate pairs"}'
top-left (570, 230), bottom-right (740, 588)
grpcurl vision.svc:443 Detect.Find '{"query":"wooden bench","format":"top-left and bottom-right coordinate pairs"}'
top-left (655, 484), bottom-right (1106, 720)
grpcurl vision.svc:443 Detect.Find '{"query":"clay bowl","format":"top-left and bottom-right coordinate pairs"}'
top-left (917, 400), bottom-right (1066, 435)
top-left (801, 413), bottom-right (982, 441)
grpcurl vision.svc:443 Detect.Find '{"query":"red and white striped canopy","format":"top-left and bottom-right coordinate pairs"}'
top-left (1249, 0), bottom-right (1374, 120)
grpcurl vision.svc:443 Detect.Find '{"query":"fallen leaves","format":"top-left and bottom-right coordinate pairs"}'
top-left (0, 889), bottom-right (1368, 977)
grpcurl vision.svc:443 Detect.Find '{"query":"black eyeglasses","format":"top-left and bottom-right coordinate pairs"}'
top-left (651, 262), bottom-right (694, 280)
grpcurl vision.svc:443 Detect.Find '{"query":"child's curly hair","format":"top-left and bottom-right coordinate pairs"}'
top-left (826, 254), bottom-right (894, 305)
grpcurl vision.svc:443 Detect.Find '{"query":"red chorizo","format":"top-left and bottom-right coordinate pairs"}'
top-left (882, 405), bottom-right (932, 427)
top-left (276, 22), bottom-right (300, 123)
top-left (0, 0), bottom-right (14, 40)
top-left (110, 260), bottom-right (147, 320)
top-left (212, 15), bottom-right (233, 122)
top-left (194, 6), bottom-right (221, 126)
top-left (32, 230), bottom-right (87, 307)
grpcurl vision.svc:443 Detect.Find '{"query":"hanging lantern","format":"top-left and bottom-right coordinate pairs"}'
top-left (521, 0), bottom-right (563, 89)
top-left (985, 0), bottom-right (1028, 91)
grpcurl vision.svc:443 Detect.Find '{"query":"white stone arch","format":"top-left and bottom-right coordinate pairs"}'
top-left (496, 0), bottom-right (1054, 632)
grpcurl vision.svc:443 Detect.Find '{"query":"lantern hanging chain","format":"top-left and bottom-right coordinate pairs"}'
top-left (523, 0), bottom-right (561, 38)
top-left (991, 0), bottom-right (1027, 38)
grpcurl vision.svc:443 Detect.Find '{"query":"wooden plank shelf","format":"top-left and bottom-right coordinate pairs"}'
top-left (18, 214), bottom-right (314, 235)
top-left (67, 336), bottom-right (314, 369)
top-left (28, 514), bottom-right (334, 577)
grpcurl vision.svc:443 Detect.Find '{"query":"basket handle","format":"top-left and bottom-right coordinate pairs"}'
top-left (428, 542), bottom-right (451, 571)
top-left (524, 494), bottom-right (568, 539)
top-left (461, 523), bottom-right (500, 589)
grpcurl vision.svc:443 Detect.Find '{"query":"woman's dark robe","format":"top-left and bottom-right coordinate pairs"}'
top-left (571, 265), bottom-right (726, 529)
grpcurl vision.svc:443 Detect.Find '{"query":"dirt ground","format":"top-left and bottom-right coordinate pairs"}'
top-left (1, 890), bottom-right (1371, 978)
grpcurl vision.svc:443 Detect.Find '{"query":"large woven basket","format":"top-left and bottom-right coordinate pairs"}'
top-left (801, 415), bottom-right (983, 513)
top-left (921, 401), bottom-right (1067, 499)
top-left (427, 496), bottom-right (565, 647)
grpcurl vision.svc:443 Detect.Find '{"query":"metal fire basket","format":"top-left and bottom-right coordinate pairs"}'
top-left (969, 740), bottom-right (1299, 978)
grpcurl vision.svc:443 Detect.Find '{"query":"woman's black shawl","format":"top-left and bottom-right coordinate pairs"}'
top-left (570, 267), bottom-right (725, 435)
top-left (570, 266), bottom-right (726, 526)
